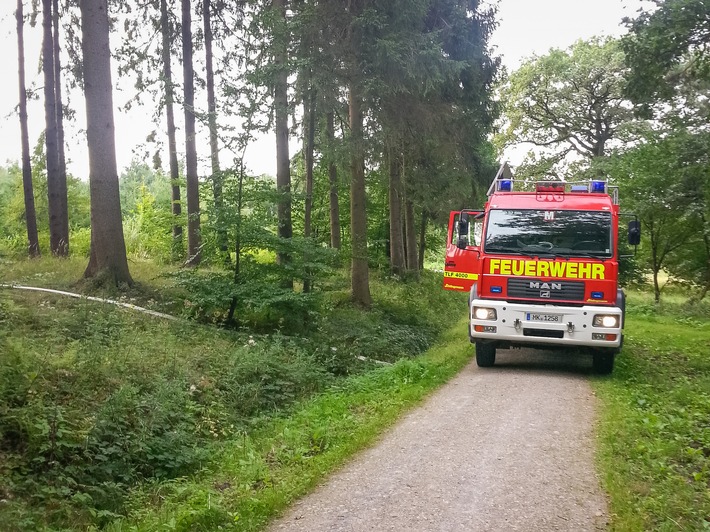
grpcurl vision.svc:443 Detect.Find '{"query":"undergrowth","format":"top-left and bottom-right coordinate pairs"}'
top-left (107, 322), bottom-right (473, 531)
top-left (0, 258), bottom-right (464, 530)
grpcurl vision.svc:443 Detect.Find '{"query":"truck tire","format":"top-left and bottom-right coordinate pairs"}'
top-left (593, 351), bottom-right (615, 375)
top-left (475, 342), bottom-right (496, 367)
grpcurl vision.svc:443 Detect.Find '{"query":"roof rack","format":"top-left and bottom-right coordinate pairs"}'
top-left (487, 163), bottom-right (619, 204)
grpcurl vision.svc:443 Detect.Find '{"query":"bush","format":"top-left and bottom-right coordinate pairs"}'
top-left (70, 227), bottom-right (92, 258)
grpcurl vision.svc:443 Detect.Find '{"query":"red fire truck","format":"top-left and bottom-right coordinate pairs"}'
top-left (444, 164), bottom-right (640, 374)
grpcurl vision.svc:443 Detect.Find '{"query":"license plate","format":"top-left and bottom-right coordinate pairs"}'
top-left (526, 313), bottom-right (561, 323)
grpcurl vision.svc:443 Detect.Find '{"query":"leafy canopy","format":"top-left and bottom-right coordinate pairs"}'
top-left (498, 38), bottom-right (633, 176)
top-left (623, 0), bottom-right (710, 105)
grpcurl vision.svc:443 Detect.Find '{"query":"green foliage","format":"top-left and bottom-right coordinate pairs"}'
top-left (70, 227), bottom-right (92, 257)
top-left (618, 253), bottom-right (647, 288)
top-left (123, 187), bottom-right (175, 263)
top-left (290, 152), bottom-right (351, 249)
top-left (498, 37), bottom-right (632, 176)
top-left (119, 161), bottom-right (173, 216)
top-left (0, 260), bottom-right (463, 529)
top-left (171, 236), bottom-right (336, 330)
top-left (608, 129), bottom-right (710, 301)
top-left (109, 316), bottom-right (474, 531)
top-left (0, 290), bottom-right (326, 528)
top-left (0, 157), bottom-right (91, 259)
top-left (623, 0), bottom-right (710, 109)
top-left (595, 290), bottom-right (710, 530)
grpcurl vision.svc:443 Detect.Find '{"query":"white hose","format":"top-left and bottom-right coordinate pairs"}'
top-left (0, 283), bottom-right (178, 321)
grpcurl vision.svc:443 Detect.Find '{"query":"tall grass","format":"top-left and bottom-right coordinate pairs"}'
top-left (594, 289), bottom-right (710, 531)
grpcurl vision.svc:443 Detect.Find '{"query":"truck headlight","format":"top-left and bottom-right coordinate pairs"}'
top-left (473, 307), bottom-right (497, 320)
top-left (593, 314), bottom-right (619, 328)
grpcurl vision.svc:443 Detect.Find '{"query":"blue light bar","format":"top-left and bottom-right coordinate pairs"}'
top-left (591, 291), bottom-right (604, 299)
top-left (491, 286), bottom-right (503, 294)
top-left (498, 180), bottom-right (512, 192)
top-left (590, 181), bottom-right (606, 193)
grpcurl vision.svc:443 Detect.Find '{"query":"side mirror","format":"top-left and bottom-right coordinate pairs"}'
top-left (628, 220), bottom-right (641, 246)
top-left (457, 213), bottom-right (470, 249)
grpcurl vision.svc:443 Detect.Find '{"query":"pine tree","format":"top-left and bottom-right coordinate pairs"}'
top-left (15, 0), bottom-right (40, 257)
top-left (80, 0), bottom-right (133, 286)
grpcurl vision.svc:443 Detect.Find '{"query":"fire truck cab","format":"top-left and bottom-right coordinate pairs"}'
top-left (444, 165), bottom-right (641, 374)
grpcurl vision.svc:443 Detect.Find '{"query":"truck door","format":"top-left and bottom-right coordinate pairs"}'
top-left (443, 210), bottom-right (483, 292)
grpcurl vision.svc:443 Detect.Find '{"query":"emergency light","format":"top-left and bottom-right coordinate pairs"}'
top-left (499, 179), bottom-right (512, 191)
top-left (590, 181), bottom-right (606, 193)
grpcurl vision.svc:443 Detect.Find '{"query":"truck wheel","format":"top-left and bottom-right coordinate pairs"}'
top-left (475, 342), bottom-right (496, 367)
top-left (593, 351), bottom-right (615, 375)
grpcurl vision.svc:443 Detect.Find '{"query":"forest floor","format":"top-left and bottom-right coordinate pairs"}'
top-left (269, 348), bottom-right (608, 532)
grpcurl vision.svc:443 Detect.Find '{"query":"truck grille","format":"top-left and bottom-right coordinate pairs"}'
top-left (507, 278), bottom-right (585, 301)
top-left (523, 328), bottom-right (564, 339)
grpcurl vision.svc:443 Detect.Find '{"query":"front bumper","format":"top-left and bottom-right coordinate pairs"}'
top-left (469, 300), bottom-right (623, 348)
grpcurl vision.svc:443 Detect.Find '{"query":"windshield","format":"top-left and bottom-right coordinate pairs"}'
top-left (484, 209), bottom-right (613, 258)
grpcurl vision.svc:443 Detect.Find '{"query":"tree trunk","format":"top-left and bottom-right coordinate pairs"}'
top-left (697, 213), bottom-right (710, 302)
top-left (651, 235), bottom-right (661, 303)
top-left (327, 111), bottom-right (341, 249)
top-left (182, 0), bottom-right (201, 265)
top-left (274, 0), bottom-right (292, 287)
top-left (160, 0), bottom-right (182, 252)
top-left (348, 0), bottom-right (370, 306)
top-left (303, 82), bottom-right (316, 293)
top-left (203, 0), bottom-right (228, 258)
top-left (52, 0), bottom-right (69, 253)
top-left (388, 146), bottom-right (405, 275)
top-left (349, 83), bottom-right (371, 306)
top-left (404, 198), bottom-right (419, 277)
top-left (42, 0), bottom-right (66, 256)
top-left (418, 209), bottom-right (427, 271)
top-left (16, 0), bottom-right (40, 257)
top-left (227, 161), bottom-right (246, 324)
top-left (80, 0), bottom-right (133, 286)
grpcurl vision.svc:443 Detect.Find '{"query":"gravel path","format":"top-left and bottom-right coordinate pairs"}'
top-left (269, 348), bottom-right (609, 532)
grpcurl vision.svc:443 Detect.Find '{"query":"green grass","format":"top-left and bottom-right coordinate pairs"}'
top-left (0, 257), bottom-right (468, 531)
top-left (106, 321), bottom-right (473, 531)
top-left (8, 257), bottom-right (708, 531)
top-left (594, 290), bottom-right (710, 531)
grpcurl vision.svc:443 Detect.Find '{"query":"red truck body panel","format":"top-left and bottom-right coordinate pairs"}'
top-left (444, 187), bottom-right (620, 306)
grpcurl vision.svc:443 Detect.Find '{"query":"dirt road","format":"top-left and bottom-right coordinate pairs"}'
top-left (269, 348), bottom-right (608, 531)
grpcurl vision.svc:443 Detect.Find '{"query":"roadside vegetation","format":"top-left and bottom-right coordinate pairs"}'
top-left (0, 257), bottom-right (468, 530)
top-left (5, 258), bottom-right (709, 532)
top-left (595, 290), bottom-right (710, 531)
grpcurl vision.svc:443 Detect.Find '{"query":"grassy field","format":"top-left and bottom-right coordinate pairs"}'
top-left (594, 291), bottom-right (710, 531)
